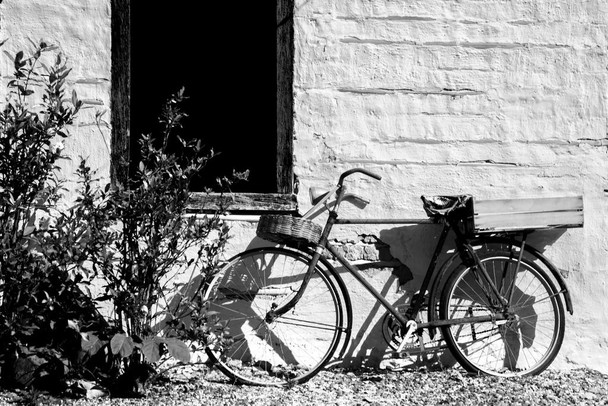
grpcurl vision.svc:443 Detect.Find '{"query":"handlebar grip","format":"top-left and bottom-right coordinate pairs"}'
top-left (338, 168), bottom-right (382, 184)
top-left (363, 170), bottom-right (382, 181)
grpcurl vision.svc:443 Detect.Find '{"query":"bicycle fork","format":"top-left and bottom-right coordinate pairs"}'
top-left (453, 229), bottom-right (529, 322)
top-left (264, 247), bottom-right (324, 323)
top-left (265, 212), bottom-right (340, 323)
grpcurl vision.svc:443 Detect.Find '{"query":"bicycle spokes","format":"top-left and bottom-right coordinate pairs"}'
top-left (204, 248), bottom-right (346, 386)
top-left (441, 252), bottom-right (565, 376)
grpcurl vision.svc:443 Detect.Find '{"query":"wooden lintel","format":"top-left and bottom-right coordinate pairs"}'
top-left (335, 218), bottom-right (435, 225)
top-left (187, 192), bottom-right (298, 213)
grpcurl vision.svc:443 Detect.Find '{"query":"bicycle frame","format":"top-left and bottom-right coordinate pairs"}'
top-left (267, 174), bottom-right (518, 334)
top-left (330, 218), bottom-right (515, 331)
top-left (206, 168), bottom-right (575, 384)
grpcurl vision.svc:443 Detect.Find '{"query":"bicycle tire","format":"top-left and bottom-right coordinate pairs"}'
top-left (203, 246), bottom-right (347, 386)
top-left (440, 250), bottom-right (565, 376)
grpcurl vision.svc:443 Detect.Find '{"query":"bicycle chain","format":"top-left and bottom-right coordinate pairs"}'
top-left (383, 303), bottom-right (505, 357)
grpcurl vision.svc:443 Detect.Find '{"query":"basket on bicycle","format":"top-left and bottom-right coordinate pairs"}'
top-left (256, 215), bottom-right (322, 246)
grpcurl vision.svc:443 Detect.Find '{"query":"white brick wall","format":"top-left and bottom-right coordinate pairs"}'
top-left (0, 0), bottom-right (112, 192)
top-left (292, 0), bottom-right (608, 372)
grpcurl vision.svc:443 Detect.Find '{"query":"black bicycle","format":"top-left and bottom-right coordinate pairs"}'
top-left (202, 168), bottom-right (577, 386)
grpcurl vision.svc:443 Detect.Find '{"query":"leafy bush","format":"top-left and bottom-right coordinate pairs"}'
top-left (0, 43), bottom-right (236, 398)
top-left (0, 42), bottom-right (94, 391)
top-left (77, 89), bottom-right (233, 396)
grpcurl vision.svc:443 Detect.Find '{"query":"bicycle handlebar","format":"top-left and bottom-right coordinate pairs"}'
top-left (302, 168), bottom-right (381, 219)
top-left (338, 168), bottom-right (382, 185)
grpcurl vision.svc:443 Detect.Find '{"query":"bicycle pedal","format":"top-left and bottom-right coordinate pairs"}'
top-left (386, 350), bottom-right (410, 359)
top-left (379, 357), bottom-right (412, 371)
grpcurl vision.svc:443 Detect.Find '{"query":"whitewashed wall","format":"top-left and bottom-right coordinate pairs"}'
top-left (284, 0), bottom-right (608, 373)
top-left (0, 1), bottom-right (112, 190)
top-left (1, 0), bottom-right (607, 373)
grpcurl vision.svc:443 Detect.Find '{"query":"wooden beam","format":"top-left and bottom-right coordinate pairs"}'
top-left (277, 0), bottom-right (294, 194)
top-left (110, 0), bottom-right (130, 186)
top-left (187, 192), bottom-right (298, 213)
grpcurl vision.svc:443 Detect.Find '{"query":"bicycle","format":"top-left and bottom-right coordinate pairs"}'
top-left (202, 168), bottom-right (576, 386)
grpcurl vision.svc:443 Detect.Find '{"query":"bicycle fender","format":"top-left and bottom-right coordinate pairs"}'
top-left (321, 255), bottom-right (353, 358)
top-left (484, 236), bottom-right (574, 315)
top-left (299, 247), bottom-right (353, 359)
top-left (427, 236), bottom-right (574, 339)
top-left (522, 243), bottom-right (574, 315)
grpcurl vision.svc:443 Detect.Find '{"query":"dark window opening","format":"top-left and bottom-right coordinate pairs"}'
top-left (130, 3), bottom-right (278, 193)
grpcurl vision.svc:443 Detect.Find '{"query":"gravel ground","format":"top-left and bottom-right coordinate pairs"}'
top-left (1, 366), bottom-right (606, 406)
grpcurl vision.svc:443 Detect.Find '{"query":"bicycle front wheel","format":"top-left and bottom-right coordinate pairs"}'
top-left (204, 247), bottom-right (346, 386)
top-left (440, 251), bottom-right (565, 376)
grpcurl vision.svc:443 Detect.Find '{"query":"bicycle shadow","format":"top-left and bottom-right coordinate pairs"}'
top-left (154, 237), bottom-right (275, 336)
top-left (162, 238), bottom-right (346, 370)
top-left (335, 223), bottom-right (453, 370)
top-left (335, 224), bottom-right (566, 370)
top-left (159, 225), bottom-right (566, 372)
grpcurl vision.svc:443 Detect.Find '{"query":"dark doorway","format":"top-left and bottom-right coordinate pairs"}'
top-left (130, 3), bottom-right (277, 192)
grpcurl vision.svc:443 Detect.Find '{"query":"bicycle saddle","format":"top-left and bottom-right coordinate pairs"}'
top-left (420, 195), bottom-right (472, 217)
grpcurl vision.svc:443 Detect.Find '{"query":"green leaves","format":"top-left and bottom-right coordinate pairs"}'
top-left (110, 334), bottom-right (135, 358)
top-left (79, 88), bottom-right (230, 359)
top-left (140, 336), bottom-right (191, 364)
top-left (0, 41), bottom-right (94, 393)
top-left (110, 334), bottom-right (191, 364)
top-left (163, 337), bottom-right (191, 363)
top-left (13, 50), bottom-right (25, 73)
top-left (81, 333), bottom-right (104, 357)
top-left (142, 337), bottom-right (163, 363)
top-left (0, 42), bottom-right (228, 396)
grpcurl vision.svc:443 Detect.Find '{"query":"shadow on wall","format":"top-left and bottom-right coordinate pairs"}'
top-left (161, 224), bottom-right (567, 370)
top-left (337, 224), bottom-right (454, 369)
top-left (341, 225), bottom-right (567, 369)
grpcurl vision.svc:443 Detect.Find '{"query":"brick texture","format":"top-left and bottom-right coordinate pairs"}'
top-left (293, 0), bottom-right (608, 372)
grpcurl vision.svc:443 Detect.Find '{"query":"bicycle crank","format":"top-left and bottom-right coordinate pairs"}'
top-left (396, 320), bottom-right (418, 353)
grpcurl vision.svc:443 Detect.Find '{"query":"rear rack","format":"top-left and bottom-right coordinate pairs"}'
top-left (332, 195), bottom-right (584, 236)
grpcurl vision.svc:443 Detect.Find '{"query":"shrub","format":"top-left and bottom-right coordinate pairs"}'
top-left (0, 42), bottom-right (236, 398)
top-left (77, 89), bottom-right (233, 396)
top-left (0, 41), bottom-right (94, 391)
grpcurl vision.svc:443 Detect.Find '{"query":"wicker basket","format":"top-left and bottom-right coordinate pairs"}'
top-left (256, 215), bottom-right (322, 246)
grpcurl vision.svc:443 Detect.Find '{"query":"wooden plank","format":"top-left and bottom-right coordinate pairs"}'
top-left (474, 206), bottom-right (583, 233)
top-left (277, 0), bottom-right (295, 194)
top-left (473, 196), bottom-right (583, 233)
top-left (110, 0), bottom-right (131, 187)
top-left (187, 192), bottom-right (298, 213)
top-left (474, 196), bottom-right (583, 216)
top-left (336, 218), bottom-right (435, 225)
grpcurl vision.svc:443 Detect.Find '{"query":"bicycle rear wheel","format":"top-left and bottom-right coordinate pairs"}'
top-left (440, 251), bottom-right (565, 376)
top-left (204, 247), bottom-right (346, 386)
